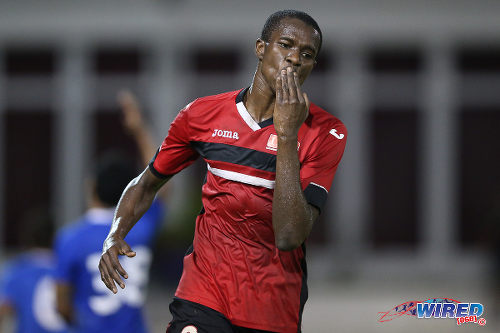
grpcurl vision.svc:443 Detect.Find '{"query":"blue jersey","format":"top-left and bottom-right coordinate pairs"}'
top-left (0, 251), bottom-right (68, 333)
top-left (54, 201), bottom-right (163, 333)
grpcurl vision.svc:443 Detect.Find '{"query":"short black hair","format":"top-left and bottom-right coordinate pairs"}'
top-left (94, 152), bottom-right (136, 207)
top-left (260, 10), bottom-right (323, 56)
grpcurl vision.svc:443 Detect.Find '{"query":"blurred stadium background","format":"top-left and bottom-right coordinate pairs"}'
top-left (1, 0), bottom-right (499, 331)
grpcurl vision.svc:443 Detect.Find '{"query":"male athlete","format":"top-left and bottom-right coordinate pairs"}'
top-left (99, 10), bottom-right (347, 333)
top-left (54, 92), bottom-right (165, 333)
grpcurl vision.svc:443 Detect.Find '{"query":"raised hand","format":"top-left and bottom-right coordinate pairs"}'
top-left (273, 66), bottom-right (310, 139)
top-left (118, 90), bottom-right (144, 135)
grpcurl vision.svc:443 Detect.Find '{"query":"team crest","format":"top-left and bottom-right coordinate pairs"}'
top-left (266, 134), bottom-right (278, 151)
top-left (266, 134), bottom-right (300, 151)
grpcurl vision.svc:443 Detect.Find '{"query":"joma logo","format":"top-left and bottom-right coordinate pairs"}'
top-left (212, 129), bottom-right (239, 140)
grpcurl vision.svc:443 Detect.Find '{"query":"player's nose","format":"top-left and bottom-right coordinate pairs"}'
top-left (285, 49), bottom-right (301, 67)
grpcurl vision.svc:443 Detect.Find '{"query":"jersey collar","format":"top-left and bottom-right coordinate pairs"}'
top-left (235, 87), bottom-right (274, 131)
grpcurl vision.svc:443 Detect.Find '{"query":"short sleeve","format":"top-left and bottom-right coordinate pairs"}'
top-left (301, 122), bottom-right (347, 212)
top-left (54, 230), bottom-right (78, 283)
top-left (149, 101), bottom-right (199, 178)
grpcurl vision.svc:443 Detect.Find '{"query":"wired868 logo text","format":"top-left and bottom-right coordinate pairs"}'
top-left (378, 298), bottom-right (486, 326)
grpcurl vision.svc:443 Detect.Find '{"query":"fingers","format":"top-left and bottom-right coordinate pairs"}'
top-left (101, 253), bottom-right (125, 291)
top-left (117, 90), bottom-right (138, 110)
top-left (98, 241), bottom-right (136, 293)
top-left (109, 250), bottom-right (128, 280)
top-left (118, 242), bottom-right (136, 259)
top-left (276, 75), bottom-right (282, 103)
top-left (293, 71), bottom-right (305, 104)
top-left (279, 67), bottom-right (303, 104)
top-left (303, 92), bottom-right (310, 111)
top-left (303, 92), bottom-right (310, 121)
top-left (99, 256), bottom-right (118, 294)
top-left (286, 67), bottom-right (298, 101)
top-left (281, 69), bottom-right (289, 102)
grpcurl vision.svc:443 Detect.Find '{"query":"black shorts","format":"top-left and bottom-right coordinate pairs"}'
top-left (166, 298), bottom-right (275, 333)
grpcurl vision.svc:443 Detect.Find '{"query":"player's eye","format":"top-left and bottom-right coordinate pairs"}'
top-left (278, 42), bottom-right (290, 48)
top-left (302, 52), bottom-right (313, 59)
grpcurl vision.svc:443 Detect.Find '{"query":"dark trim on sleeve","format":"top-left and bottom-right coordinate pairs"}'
top-left (148, 163), bottom-right (170, 179)
top-left (148, 147), bottom-right (172, 179)
top-left (303, 183), bottom-right (328, 213)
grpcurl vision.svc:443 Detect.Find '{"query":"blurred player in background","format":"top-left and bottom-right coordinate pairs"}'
top-left (0, 207), bottom-right (68, 333)
top-left (54, 91), bottom-right (165, 333)
top-left (99, 10), bottom-right (347, 333)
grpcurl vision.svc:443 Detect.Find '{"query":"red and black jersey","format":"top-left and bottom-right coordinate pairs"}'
top-left (150, 88), bottom-right (347, 332)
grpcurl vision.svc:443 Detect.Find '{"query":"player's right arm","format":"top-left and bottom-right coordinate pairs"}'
top-left (99, 168), bottom-right (170, 293)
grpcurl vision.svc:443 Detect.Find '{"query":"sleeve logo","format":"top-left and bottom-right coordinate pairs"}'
top-left (329, 128), bottom-right (344, 139)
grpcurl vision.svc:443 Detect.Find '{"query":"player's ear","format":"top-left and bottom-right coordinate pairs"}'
top-left (255, 38), bottom-right (265, 60)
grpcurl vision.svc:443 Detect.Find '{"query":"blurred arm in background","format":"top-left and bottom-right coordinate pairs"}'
top-left (118, 90), bottom-right (169, 199)
top-left (118, 90), bottom-right (157, 168)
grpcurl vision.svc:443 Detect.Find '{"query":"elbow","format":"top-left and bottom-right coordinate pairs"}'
top-left (275, 235), bottom-right (303, 251)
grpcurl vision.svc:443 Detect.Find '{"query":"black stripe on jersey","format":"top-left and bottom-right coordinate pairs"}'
top-left (303, 183), bottom-right (328, 213)
top-left (297, 243), bottom-right (308, 333)
top-left (191, 141), bottom-right (276, 173)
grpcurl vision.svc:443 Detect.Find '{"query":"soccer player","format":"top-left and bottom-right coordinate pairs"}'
top-left (99, 10), bottom-right (347, 333)
top-left (0, 209), bottom-right (68, 333)
top-left (54, 92), bottom-right (165, 333)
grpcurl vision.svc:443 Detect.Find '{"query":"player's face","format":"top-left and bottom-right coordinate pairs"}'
top-left (257, 18), bottom-right (320, 91)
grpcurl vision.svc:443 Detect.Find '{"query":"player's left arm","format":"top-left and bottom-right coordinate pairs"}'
top-left (0, 265), bottom-right (16, 327)
top-left (55, 282), bottom-right (74, 324)
top-left (273, 67), bottom-right (319, 251)
top-left (53, 232), bottom-right (76, 324)
top-left (0, 302), bottom-right (15, 326)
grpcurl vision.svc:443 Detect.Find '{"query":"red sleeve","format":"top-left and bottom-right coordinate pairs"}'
top-left (149, 101), bottom-right (199, 177)
top-left (300, 122), bottom-right (347, 212)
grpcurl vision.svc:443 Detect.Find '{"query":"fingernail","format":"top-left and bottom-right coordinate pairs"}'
top-left (281, 69), bottom-right (286, 75)
top-left (287, 67), bottom-right (292, 72)
top-left (113, 288), bottom-right (117, 293)
top-left (124, 274), bottom-right (128, 279)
